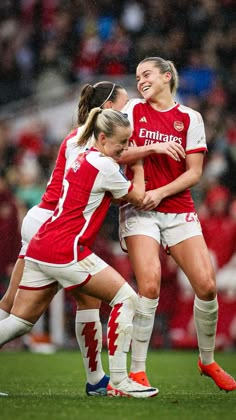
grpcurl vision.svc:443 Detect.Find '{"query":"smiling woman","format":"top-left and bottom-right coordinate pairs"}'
top-left (77, 108), bottom-right (131, 162)
top-left (119, 56), bottom-right (236, 392)
top-left (136, 57), bottom-right (179, 103)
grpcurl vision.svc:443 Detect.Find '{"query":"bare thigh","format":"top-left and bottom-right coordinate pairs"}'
top-left (0, 258), bottom-right (25, 311)
top-left (170, 235), bottom-right (216, 299)
top-left (68, 289), bottom-right (101, 310)
top-left (11, 284), bottom-right (58, 324)
top-left (125, 235), bottom-right (161, 298)
top-left (78, 265), bottom-right (126, 304)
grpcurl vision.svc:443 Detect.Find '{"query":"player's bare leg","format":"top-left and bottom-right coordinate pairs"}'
top-left (0, 259), bottom-right (25, 320)
top-left (0, 285), bottom-right (57, 347)
top-left (170, 236), bottom-right (236, 392)
top-left (125, 235), bottom-right (160, 387)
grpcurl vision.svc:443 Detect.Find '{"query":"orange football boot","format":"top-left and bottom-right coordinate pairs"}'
top-left (198, 359), bottom-right (236, 392)
top-left (129, 371), bottom-right (151, 387)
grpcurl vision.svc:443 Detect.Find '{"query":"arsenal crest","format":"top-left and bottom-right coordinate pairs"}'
top-left (174, 121), bottom-right (184, 131)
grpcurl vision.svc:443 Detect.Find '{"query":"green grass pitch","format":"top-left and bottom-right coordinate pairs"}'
top-left (1, 349), bottom-right (236, 420)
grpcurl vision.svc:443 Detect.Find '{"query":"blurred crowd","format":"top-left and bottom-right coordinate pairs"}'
top-left (0, 0), bottom-right (236, 350)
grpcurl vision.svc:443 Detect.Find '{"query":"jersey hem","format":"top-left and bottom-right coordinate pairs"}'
top-left (38, 201), bottom-right (56, 211)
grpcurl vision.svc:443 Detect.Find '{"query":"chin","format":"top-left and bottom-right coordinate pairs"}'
top-left (142, 92), bottom-right (151, 100)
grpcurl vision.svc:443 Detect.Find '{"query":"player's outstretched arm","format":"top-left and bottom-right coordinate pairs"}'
top-left (118, 142), bottom-right (185, 165)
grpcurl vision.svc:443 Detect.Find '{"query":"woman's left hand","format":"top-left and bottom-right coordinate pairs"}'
top-left (138, 189), bottom-right (163, 211)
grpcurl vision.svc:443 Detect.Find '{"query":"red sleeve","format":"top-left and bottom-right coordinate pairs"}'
top-left (40, 138), bottom-right (68, 209)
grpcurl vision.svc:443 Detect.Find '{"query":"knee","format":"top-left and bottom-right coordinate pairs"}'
top-left (110, 282), bottom-right (138, 309)
top-left (137, 275), bottom-right (160, 299)
top-left (197, 277), bottom-right (216, 301)
top-left (133, 259), bottom-right (161, 299)
top-left (143, 285), bottom-right (159, 299)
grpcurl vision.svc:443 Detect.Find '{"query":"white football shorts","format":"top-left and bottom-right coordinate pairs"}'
top-left (119, 204), bottom-right (202, 252)
top-left (20, 206), bottom-right (54, 256)
top-left (20, 254), bottom-right (108, 290)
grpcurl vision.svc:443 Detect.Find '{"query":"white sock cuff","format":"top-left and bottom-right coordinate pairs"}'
top-left (137, 295), bottom-right (159, 313)
top-left (194, 295), bottom-right (218, 312)
top-left (10, 314), bottom-right (34, 327)
top-left (110, 283), bottom-right (137, 307)
top-left (75, 309), bottom-right (100, 323)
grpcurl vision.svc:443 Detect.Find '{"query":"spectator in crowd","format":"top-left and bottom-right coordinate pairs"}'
top-left (201, 184), bottom-right (236, 270)
top-left (178, 50), bottom-right (216, 101)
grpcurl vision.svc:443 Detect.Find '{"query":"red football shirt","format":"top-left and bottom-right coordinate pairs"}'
top-left (40, 126), bottom-right (92, 210)
top-left (26, 149), bottom-right (132, 266)
top-left (123, 99), bottom-right (207, 213)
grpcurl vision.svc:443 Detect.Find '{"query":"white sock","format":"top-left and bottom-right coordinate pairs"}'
top-left (0, 314), bottom-right (33, 346)
top-left (130, 295), bottom-right (159, 373)
top-left (75, 309), bottom-right (105, 385)
top-left (194, 295), bottom-right (218, 365)
top-left (0, 309), bottom-right (10, 321)
top-left (108, 283), bottom-right (138, 385)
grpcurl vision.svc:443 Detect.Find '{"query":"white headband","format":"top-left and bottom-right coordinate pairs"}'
top-left (99, 83), bottom-right (116, 107)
